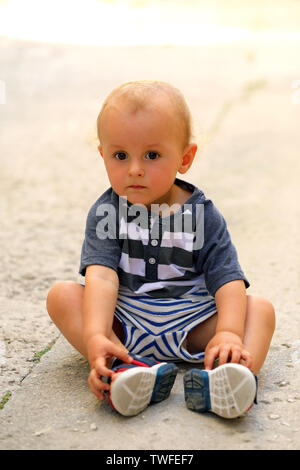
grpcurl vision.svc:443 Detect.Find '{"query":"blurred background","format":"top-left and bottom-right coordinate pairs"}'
top-left (0, 1), bottom-right (300, 440)
top-left (1, 0), bottom-right (300, 45)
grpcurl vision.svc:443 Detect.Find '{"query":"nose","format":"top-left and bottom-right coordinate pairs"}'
top-left (128, 159), bottom-right (145, 177)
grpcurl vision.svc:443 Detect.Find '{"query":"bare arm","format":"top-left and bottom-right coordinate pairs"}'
top-left (204, 280), bottom-right (252, 370)
top-left (83, 265), bottom-right (132, 399)
top-left (215, 279), bottom-right (247, 337)
top-left (83, 264), bottom-right (120, 343)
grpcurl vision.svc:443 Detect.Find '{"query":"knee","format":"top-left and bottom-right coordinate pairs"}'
top-left (248, 295), bottom-right (276, 333)
top-left (46, 281), bottom-right (77, 320)
top-left (261, 297), bottom-right (276, 332)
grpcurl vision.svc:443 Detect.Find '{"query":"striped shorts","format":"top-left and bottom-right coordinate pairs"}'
top-left (114, 286), bottom-right (217, 363)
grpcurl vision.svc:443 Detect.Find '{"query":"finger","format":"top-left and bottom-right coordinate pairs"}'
top-left (89, 381), bottom-right (106, 401)
top-left (230, 347), bottom-right (242, 364)
top-left (93, 356), bottom-right (114, 378)
top-left (240, 350), bottom-right (252, 369)
top-left (218, 345), bottom-right (231, 366)
top-left (110, 370), bottom-right (124, 383)
top-left (95, 363), bottom-right (114, 378)
top-left (204, 345), bottom-right (220, 370)
top-left (108, 343), bottom-right (133, 364)
top-left (89, 368), bottom-right (110, 395)
top-left (88, 373), bottom-right (106, 401)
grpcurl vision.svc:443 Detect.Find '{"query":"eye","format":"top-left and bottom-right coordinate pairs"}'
top-left (114, 152), bottom-right (127, 160)
top-left (145, 151), bottom-right (160, 160)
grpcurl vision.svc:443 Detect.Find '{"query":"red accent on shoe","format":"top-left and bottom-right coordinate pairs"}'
top-left (130, 359), bottom-right (152, 368)
top-left (246, 402), bottom-right (254, 413)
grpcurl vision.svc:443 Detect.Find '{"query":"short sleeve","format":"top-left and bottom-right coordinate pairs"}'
top-left (79, 198), bottom-right (121, 277)
top-left (195, 200), bottom-right (250, 296)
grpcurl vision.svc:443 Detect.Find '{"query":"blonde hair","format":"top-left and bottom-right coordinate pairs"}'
top-left (97, 80), bottom-right (192, 149)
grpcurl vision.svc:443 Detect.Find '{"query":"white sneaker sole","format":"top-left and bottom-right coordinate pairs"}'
top-left (184, 363), bottom-right (257, 419)
top-left (110, 363), bottom-right (179, 417)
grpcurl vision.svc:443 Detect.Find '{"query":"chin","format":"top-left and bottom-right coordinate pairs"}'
top-left (128, 198), bottom-right (150, 207)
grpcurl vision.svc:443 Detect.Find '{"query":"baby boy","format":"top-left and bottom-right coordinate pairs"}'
top-left (47, 80), bottom-right (275, 419)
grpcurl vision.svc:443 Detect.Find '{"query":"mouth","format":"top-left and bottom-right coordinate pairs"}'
top-left (128, 185), bottom-right (146, 189)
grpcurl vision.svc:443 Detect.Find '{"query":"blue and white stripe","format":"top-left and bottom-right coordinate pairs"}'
top-left (115, 286), bottom-right (217, 363)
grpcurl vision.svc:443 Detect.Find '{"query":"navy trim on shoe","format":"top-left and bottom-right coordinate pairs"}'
top-left (183, 369), bottom-right (211, 413)
top-left (184, 364), bottom-right (257, 419)
top-left (253, 374), bottom-right (258, 404)
top-left (151, 363), bottom-right (178, 403)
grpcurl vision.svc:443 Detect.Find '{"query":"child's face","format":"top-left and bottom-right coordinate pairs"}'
top-left (98, 98), bottom-right (196, 208)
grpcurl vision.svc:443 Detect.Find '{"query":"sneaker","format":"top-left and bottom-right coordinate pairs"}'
top-left (183, 363), bottom-right (257, 419)
top-left (107, 354), bottom-right (178, 417)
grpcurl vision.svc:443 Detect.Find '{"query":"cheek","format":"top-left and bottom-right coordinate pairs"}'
top-left (110, 171), bottom-right (125, 188)
top-left (105, 162), bottom-right (125, 187)
top-left (148, 162), bottom-right (177, 182)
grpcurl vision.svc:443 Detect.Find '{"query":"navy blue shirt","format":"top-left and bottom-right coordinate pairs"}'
top-left (79, 178), bottom-right (249, 298)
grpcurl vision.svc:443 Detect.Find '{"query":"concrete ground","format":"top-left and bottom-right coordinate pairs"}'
top-left (0, 33), bottom-right (299, 450)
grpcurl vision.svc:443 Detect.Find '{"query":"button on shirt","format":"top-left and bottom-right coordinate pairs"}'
top-left (79, 178), bottom-right (250, 298)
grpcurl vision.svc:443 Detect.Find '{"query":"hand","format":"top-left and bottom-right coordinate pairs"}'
top-left (204, 331), bottom-right (252, 371)
top-left (87, 334), bottom-right (132, 401)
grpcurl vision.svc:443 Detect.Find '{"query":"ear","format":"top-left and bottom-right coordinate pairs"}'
top-left (98, 145), bottom-right (104, 157)
top-left (178, 143), bottom-right (197, 174)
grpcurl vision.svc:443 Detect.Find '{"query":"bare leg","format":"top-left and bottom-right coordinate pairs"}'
top-left (186, 295), bottom-right (275, 375)
top-left (46, 281), bottom-right (125, 361)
